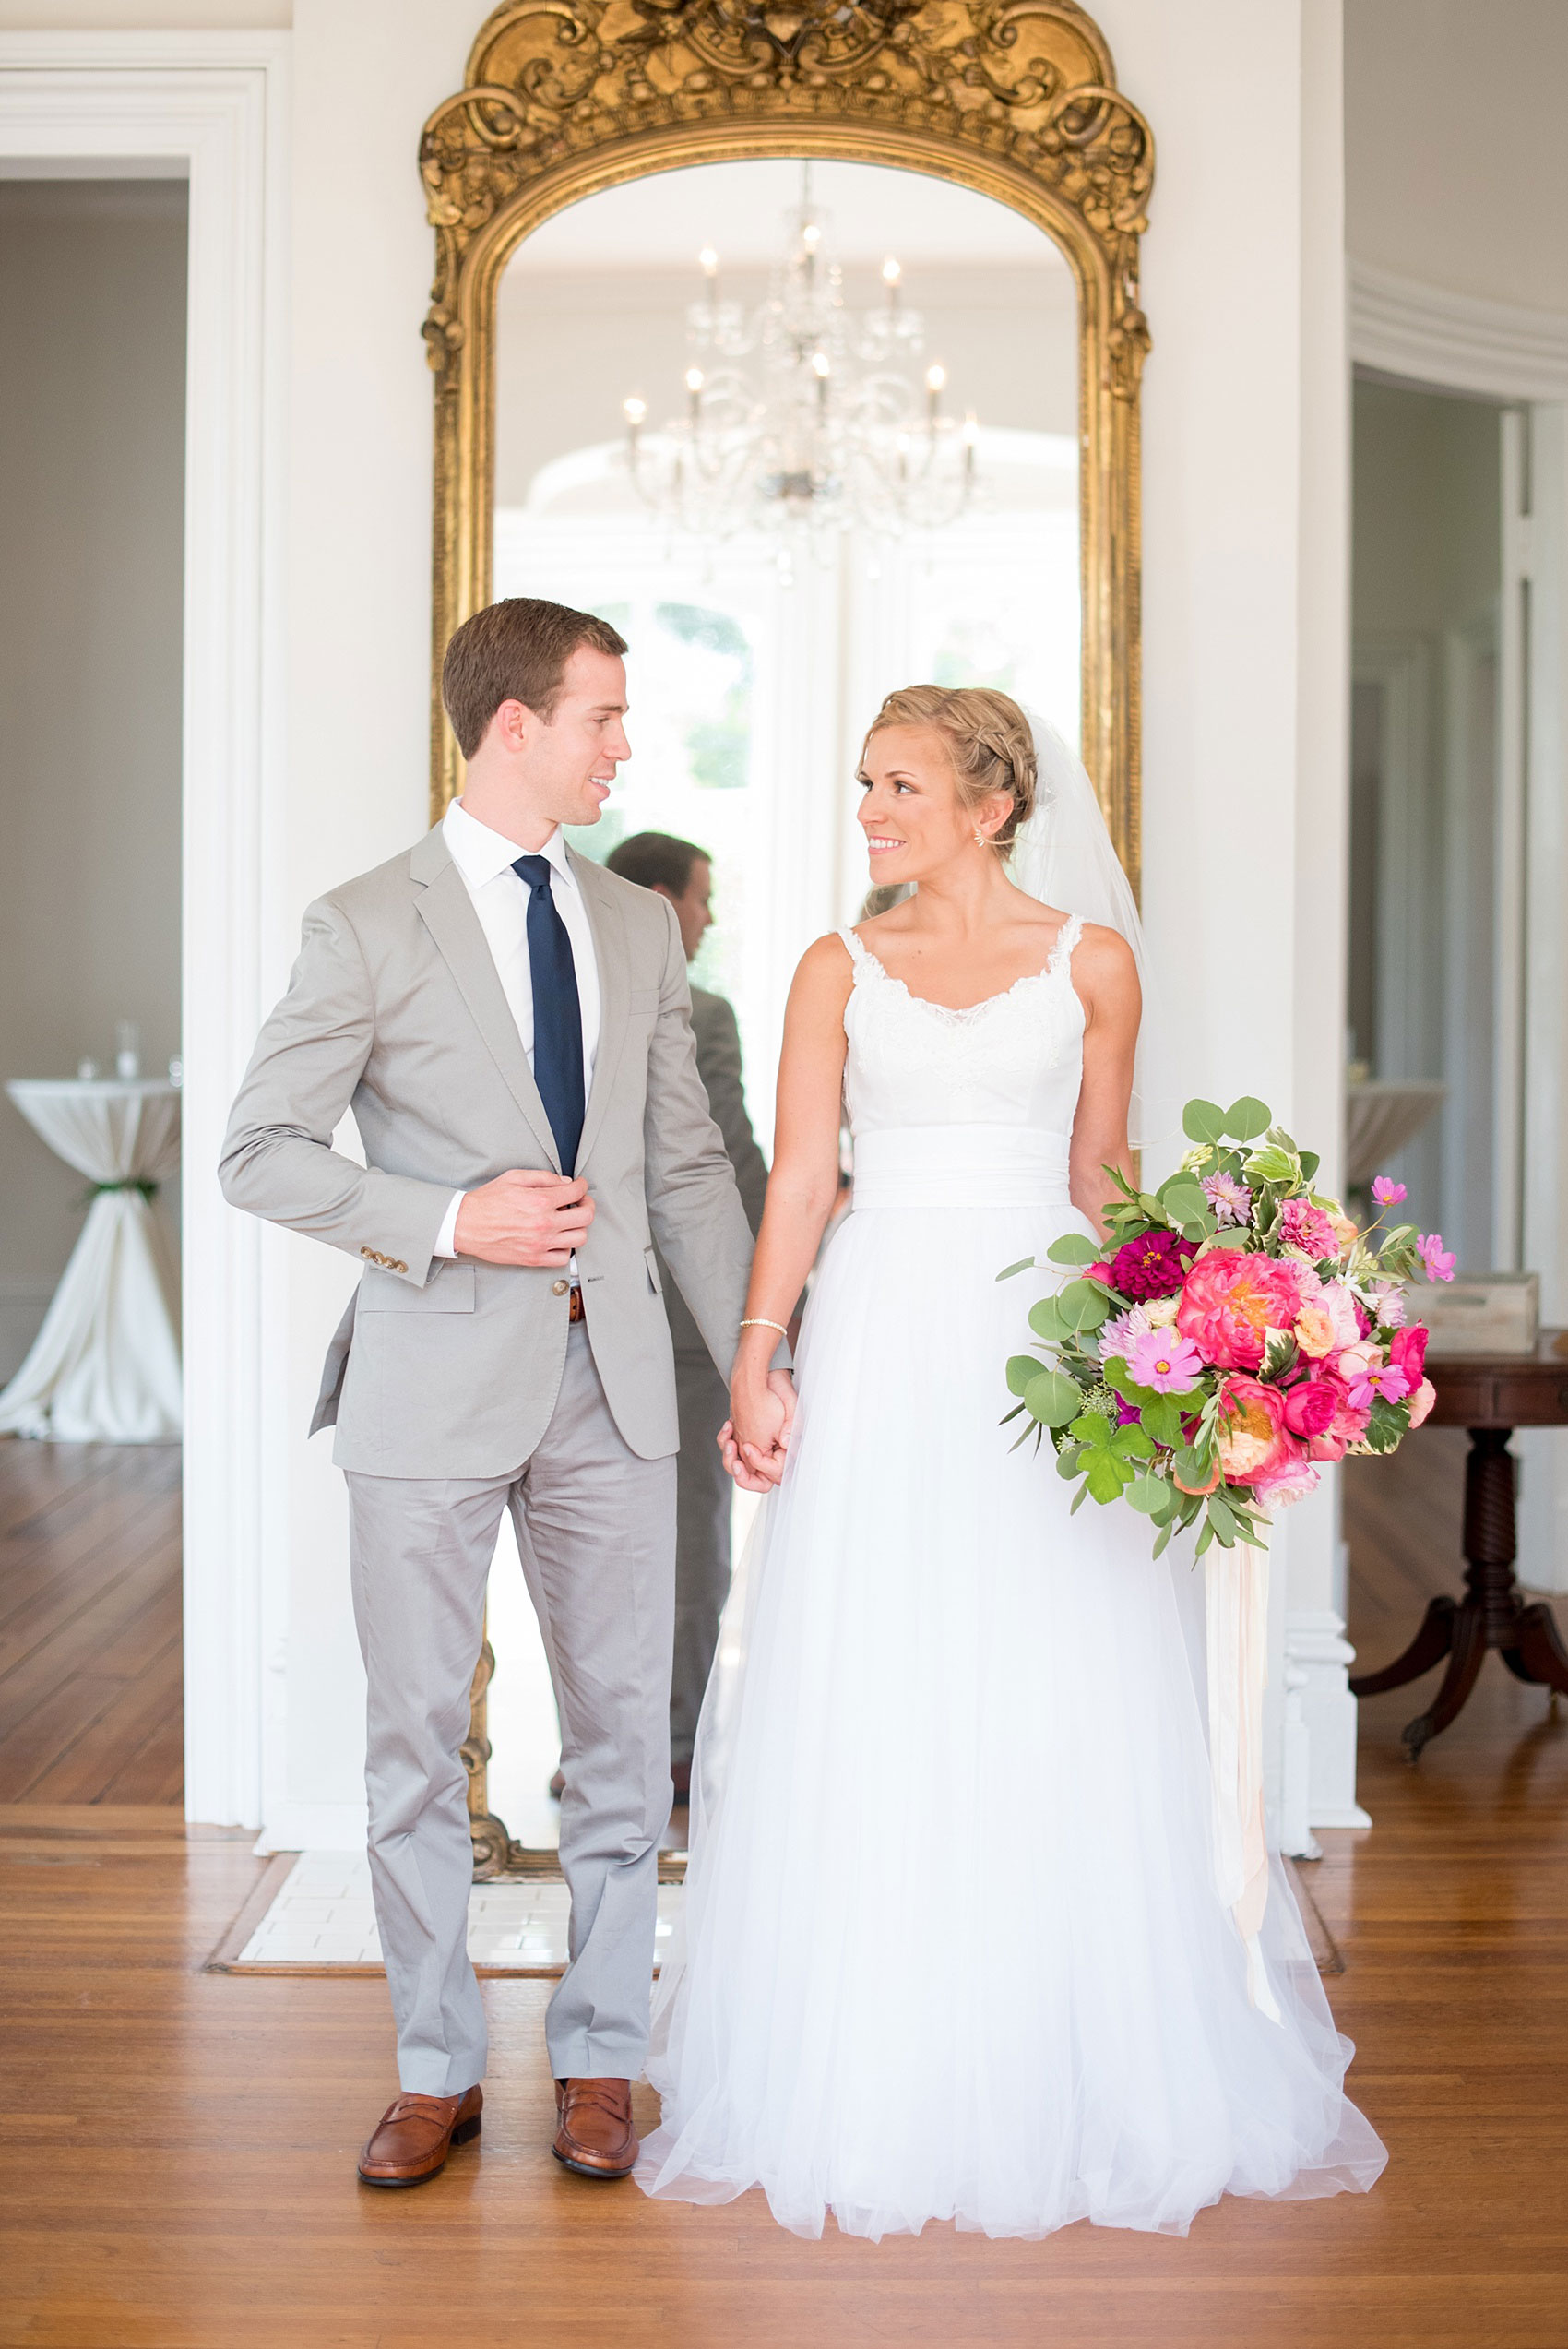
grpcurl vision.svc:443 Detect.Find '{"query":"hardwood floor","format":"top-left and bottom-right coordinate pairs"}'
top-left (0, 1442), bottom-right (182, 1805)
top-left (0, 1432), bottom-right (1565, 2346)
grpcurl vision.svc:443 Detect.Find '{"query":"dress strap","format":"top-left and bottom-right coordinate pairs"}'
top-left (838, 924), bottom-right (873, 971)
top-left (1050, 912), bottom-right (1085, 973)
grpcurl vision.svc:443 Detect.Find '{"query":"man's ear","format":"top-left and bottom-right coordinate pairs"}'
top-left (650, 883), bottom-right (677, 906)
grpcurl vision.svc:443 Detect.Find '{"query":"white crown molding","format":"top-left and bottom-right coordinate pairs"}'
top-left (1350, 258), bottom-right (1568, 404)
top-left (0, 29), bottom-right (291, 1832)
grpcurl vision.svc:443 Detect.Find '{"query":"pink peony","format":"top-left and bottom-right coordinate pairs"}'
top-left (1125, 1329), bottom-right (1206, 1394)
top-left (1111, 1228), bottom-right (1197, 1301)
top-left (1389, 1324), bottom-right (1428, 1389)
top-left (1282, 1375), bottom-right (1339, 1440)
top-left (1250, 1449), bottom-right (1322, 1510)
top-left (1372, 1282), bottom-right (1408, 1330)
top-left (1176, 1249), bottom-right (1310, 1372)
top-left (1216, 1377), bottom-right (1293, 1486)
top-left (1319, 1282), bottom-right (1362, 1352)
top-left (1408, 1377), bottom-right (1437, 1428)
top-left (1083, 1259), bottom-right (1115, 1288)
top-left (1279, 1198), bottom-right (1341, 1262)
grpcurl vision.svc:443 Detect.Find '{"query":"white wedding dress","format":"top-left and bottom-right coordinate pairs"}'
top-left (636, 917), bottom-right (1387, 2242)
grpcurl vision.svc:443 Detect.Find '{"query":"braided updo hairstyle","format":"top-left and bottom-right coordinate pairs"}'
top-left (861, 685), bottom-right (1039, 859)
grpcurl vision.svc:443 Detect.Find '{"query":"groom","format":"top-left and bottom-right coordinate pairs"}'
top-left (220, 597), bottom-right (790, 2188)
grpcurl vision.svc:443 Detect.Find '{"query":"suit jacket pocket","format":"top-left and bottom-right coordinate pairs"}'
top-left (358, 1261), bottom-right (476, 1312)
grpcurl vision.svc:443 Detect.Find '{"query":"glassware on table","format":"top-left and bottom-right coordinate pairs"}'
top-left (115, 1021), bottom-right (141, 1080)
top-left (77, 1058), bottom-right (101, 1081)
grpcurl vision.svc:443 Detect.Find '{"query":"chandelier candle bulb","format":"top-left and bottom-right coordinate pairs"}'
top-left (623, 394), bottom-right (646, 452)
top-left (882, 254), bottom-right (902, 312)
top-left (698, 244), bottom-right (719, 311)
top-left (684, 365), bottom-right (704, 422)
top-left (926, 362), bottom-right (945, 425)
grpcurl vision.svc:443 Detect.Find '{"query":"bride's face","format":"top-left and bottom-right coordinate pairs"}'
top-left (857, 723), bottom-right (1008, 886)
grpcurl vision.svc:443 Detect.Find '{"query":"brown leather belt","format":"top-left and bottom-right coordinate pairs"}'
top-left (568, 1286), bottom-right (586, 1324)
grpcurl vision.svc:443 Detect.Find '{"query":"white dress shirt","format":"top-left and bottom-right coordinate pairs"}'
top-left (433, 798), bottom-right (602, 1257)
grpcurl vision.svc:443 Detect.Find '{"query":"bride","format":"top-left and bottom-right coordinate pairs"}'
top-left (636, 685), bottom-right (1387, 2242)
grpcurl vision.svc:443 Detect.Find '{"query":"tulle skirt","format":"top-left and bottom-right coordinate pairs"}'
top-left (636, 1126), bottom-right (1387, 2241)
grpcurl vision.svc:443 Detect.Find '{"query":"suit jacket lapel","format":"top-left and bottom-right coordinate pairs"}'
top-left (410, 829), bottom-right (561, 1172)
top-left (573, 850), bottom-right (628, 1172)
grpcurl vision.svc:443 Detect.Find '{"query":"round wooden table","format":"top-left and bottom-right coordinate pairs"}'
top-left (1348, 1332), bottom-right (1568, 1755)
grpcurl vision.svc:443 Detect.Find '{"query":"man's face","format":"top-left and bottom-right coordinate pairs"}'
top-left (661, 856), bottom-right (714, 963)
top-left (511, 644), bottom-right (631, 829)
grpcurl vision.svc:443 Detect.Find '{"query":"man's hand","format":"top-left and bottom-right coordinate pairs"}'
top-left (720, 1369), bottom-right (796, 1491)
top-left (454, 1170), bottom-right (593, 1267)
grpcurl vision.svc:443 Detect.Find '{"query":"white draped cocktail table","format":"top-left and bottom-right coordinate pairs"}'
top-left (0, 1079), bottom-right (182, 1442)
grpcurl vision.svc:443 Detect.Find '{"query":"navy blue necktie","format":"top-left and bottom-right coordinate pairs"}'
top-left (513, 854), bottom-right (585, 1175)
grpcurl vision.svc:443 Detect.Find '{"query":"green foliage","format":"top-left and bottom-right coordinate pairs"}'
top-left (996, 1256), bottom-right (1037, 1282)
top-left (1260, 1330), bottom-right (1299, 1382)
top-left (1005, 1355), bottom-right (1043, 1398)
top-left (1127, 1473), bottom-right (1168, 1515)
top-left (1224, 1096), bottom-right (1272, 1141)
top-left (1182, 1099), bottom-right (1228, 1146)
top-left (1045, 1233), bottom-right (1100, 1268)
top-left (1057, 1279), bottom-right (1112, 1333)
top-left (1361, 1397), bottom-right (1408, 1454)
top-left (1023, 1369), bottom-right (1084, 1428)
top-left (1244, 1144), bottom-right (1298, 1185)
top-left (1028, 1294), bottom-right (1067, 1344)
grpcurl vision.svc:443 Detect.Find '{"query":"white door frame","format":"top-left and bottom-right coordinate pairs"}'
top-left (0, 32), bottom-right (290, 1825)
top-left (1350, 264), bottom-right (1568, 1596)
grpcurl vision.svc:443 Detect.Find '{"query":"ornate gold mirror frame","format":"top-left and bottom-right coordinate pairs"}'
top-left (422, 0), bottom-right (1153, 1875)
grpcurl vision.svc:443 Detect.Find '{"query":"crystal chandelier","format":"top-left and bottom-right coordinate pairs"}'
top-left (621, 167), bottom-right (980, 559)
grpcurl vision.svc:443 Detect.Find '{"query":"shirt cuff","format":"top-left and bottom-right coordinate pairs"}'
top-left (434, 1190), bottom-right (466, 1258)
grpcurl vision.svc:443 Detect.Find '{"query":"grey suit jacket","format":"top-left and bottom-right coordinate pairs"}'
top-left (659, 984), bottom-right (767, 1358)
top-left (218, 828), bottom-right (758, 1477)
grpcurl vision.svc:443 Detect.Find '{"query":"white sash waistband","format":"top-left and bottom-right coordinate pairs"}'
top-left (849, 1125), bottom-right (1073, 1211)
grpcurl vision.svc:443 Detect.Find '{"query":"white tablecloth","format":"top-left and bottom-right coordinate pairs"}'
top-left (1344, 1080), bottom-right (1447, 1189)
top-left (0, 1079), bottom-right (182, 1442)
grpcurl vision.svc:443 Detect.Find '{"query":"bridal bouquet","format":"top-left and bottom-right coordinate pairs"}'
top-left (1001, 1096), bottom-right (1451, 1558)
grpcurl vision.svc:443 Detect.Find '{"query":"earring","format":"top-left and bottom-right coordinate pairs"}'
top-left (973, 828), bottom-right (988, 848)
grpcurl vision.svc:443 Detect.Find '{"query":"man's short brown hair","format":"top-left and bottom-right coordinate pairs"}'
top-left (441, 597), bottom-right (628, 758)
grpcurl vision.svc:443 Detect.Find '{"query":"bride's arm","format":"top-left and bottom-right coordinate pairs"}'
top-left (728, 936), bottom-right (852, 1486)
top-left (1068, 924), bottom-right (1141, 1238)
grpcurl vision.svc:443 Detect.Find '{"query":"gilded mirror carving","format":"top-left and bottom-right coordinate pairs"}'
top-left (422, 0), bottom-right (1152, 1876)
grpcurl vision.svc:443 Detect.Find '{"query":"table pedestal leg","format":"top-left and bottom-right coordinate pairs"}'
top-left (1351, 1426), bottom-right (1568, 1755)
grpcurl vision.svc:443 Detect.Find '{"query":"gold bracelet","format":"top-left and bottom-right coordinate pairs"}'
top-left (739, 1317), bottom-right (790, 1339)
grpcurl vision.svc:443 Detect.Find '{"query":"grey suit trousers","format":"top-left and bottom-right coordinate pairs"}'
top-left (671, 1350), bottom-right (733, 1766)
top-left (346, 1323), bottom-right (675, 2094)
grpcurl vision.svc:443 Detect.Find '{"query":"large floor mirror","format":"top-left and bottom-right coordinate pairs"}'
top-left (420, 0), bottom-right (1153, 1873)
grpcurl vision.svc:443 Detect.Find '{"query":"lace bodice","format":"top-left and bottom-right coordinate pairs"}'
top-left (839, 915), bottom-right (1085, 1137)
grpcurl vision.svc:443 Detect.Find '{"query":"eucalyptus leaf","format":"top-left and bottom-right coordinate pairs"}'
top-left (1056, 1445), bottom-right (1083, 1481)
top-left (1028, 1295), bottom-right (1067, 1343)
top-left (1162, 1180), bottom-right (1210, 1228)
top-left (1005, 1353), bottom-right (1044, 1398)
top-left (1207, 1491), bottom-right (1239, 1544)
top-left (1127, 1473), bottom-right (1167, 1514)
top-left (1224, 1096), bottom-right (1272, 1141)
top-left (1182, 1098), bottom-right (1228, 1146)
top-left (1058, 1280), bottom-right (1112, 1332)
top-left (1152, 1520), bottom-right (1175, 1559)
top-left (1024, 1369), bottom-right (1085, 1428)
top-left (1194, 1518), bottom-right (1215, 1557)
top-left (1045, 1233), bottom-right (1100, 1268)
top-left (1069, 1480), bottom-right (1090, 1515)
top-left (996, 1256), bottom-right (1037, 1282)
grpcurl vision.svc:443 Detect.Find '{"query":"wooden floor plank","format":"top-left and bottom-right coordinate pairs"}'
top-left (0, 1438), bottom-right (1562, 2345)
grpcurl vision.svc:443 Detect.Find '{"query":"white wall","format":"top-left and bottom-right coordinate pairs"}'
top-left (10, 2), bottom-right (1349, 1835)
top-left (0, 178), bottom-right (187, 1379)
top-left (1346, 0), bottom-right (1568, 313)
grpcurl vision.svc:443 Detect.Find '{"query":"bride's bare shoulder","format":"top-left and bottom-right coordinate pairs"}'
top-left (1072, 921), bottom-right (1141, 1008)
top-left (790, 931), bottom-right (859, 1004)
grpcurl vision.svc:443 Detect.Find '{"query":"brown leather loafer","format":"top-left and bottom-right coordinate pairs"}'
top-left (552, 2077), bottom-right (637, 2178)
top-left (358, 2085), bottom-right (482, 2187)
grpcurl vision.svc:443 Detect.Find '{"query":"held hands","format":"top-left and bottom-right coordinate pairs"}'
top-left (454, 1170), bottom-right (594, 1267)
top-left (719, 1369), bottom-right (797, 1493)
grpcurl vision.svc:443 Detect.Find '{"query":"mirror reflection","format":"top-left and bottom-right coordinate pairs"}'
top-left (484, 155), bottom-right (1081, 1850)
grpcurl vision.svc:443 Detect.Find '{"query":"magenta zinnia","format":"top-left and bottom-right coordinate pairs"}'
top-left (1110, 1228), bottom-right (1195, 1300)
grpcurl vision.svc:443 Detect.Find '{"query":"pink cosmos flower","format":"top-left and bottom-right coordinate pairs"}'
top-left (1125, 1329), bottom-right (1205, 1395)
top-left (1279, 1198), bottom-right (1341, 1262)
top-left (1408, 1377), bottom-right (1437, 1428)
top-left (1201, 1172), bottom-right (1253, 1230)
top-left (1176, 1250), bottom-right (1310, 1372)
top-left (1215, 1377), bottom-right (1292, 1486)
top-left (1346, 1359), bottom-right (1411, 1413)
top-left (1250, 1449), bottom-right (1321, 1510)
top-left (1372, 1176), bottom-right (1407, 1206)
top-left (1418, 1233), bottom-right (1456, 1282)
top-left (1111, 1228), bottom-right (1197, 1301)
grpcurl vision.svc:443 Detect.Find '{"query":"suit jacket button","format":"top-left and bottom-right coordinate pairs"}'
top-left (552, 1279), bottom-right (569, 1296)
